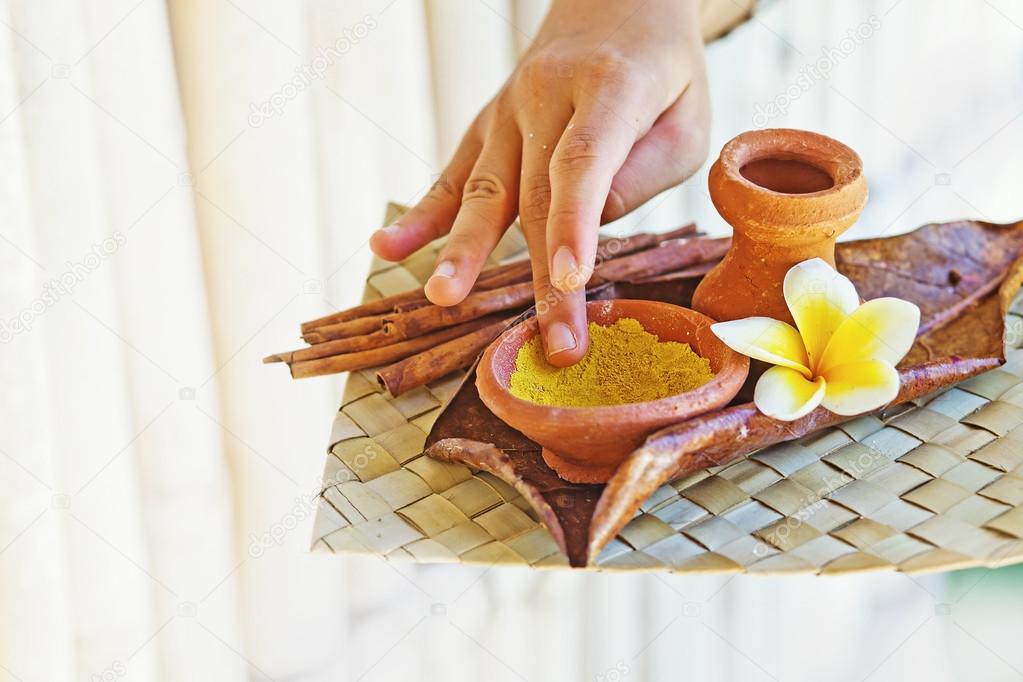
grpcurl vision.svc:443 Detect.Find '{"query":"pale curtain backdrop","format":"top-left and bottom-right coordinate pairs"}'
top-left (2, 1), bottom-right (1023, 681)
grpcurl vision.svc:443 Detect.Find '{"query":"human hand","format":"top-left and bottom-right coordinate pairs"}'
top-left (370, 0), bottom-right (710, 366)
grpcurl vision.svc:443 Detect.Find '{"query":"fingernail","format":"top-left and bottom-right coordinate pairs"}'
top-left (431, 260), bottom-right (456, 279)
top-left (546, 322), bottom-right (577, 355)
top-left (551, 246), bottom-right (580, 291)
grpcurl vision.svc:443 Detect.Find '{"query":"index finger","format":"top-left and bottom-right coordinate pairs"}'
top-left (545, 97), bottom-right (647, 293)
top-left (518, 117), bottom-right (587, 367)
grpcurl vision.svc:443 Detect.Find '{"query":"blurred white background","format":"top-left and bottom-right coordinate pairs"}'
top-left (2, 0), bottom-right (1023, 680)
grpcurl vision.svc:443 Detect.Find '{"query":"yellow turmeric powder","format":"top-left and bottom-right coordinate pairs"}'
top-left (508, 317), bottom-right (714, 407)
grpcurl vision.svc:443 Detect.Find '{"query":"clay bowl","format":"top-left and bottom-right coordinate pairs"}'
top-left (475, 300), bottom-right (750, 484)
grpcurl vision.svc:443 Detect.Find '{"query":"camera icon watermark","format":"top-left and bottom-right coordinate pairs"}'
top-left (595, 661), bottom-right (630, 682)
top-left (934, 173), bottom-right (952, 186)
top-left (179, 386), bottom-right (195, 400)
top-left (91, 660), bottom-right (126, 682)
top-left (1005, 318), bottom-right (1023, 347)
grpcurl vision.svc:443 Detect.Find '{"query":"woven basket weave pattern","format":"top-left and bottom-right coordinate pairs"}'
top-left (311, 207), bottom-right (1023, 575)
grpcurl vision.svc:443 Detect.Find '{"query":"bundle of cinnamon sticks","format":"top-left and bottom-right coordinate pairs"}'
top-left (265, 225), bottom-right (730, 396)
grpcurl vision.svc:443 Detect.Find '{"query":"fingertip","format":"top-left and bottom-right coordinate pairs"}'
top-left (424, 277), bottom-right (466, 306)
top-left (423, 260), bottom-right (470, 306)
top-left (369, 224), bottom-right (407, 261)
top-left (543, 320), bottom-right (588, 367)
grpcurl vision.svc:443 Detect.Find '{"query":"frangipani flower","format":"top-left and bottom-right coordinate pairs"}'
top-left (711, 258), bottom-right (921, 421)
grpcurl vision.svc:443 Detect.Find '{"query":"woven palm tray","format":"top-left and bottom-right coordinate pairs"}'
top-left (310, 205), bottom-right (1023, 575)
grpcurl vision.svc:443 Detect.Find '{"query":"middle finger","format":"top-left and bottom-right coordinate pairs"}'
top-left (518, 106), bottom-right (586, 367)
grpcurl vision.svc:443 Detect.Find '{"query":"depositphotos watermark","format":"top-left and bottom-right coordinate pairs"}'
top-left (535, 233), bottom-right (636, 315)
top-left (247, 446), bottom-right (377, 557)
top-left (595, 661), bottom-right (630, 682)
top-left (752, 15), bottom-right (882, 127)
top-left (1, 231), bottom-right (127, 343)
top-left (248, 15), bottom-right (379, 127)
top-left (752, 445), bottom-right (886, 558)
top-left (90, 660), bottom-right (126, 682)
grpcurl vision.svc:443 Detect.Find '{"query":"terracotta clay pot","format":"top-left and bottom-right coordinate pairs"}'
top-left (692, 128), bottom-right (868, 324)
top-left (475, 300), bottom-right (749, 484)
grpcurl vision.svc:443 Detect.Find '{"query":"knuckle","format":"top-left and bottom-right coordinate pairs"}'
top-left (549, 154), bottom-right (593, 177)
top-left (426, 174), bottom-right (460, 204)
top-left (551, 127), bottom-right (601, 175)
top-left (519, 174), bottom-right (551, 224)
top-left (560, 127), bottom-right (601, 157)
top-left (546, 203), bottom-right (584, 226)
top-left (515, 54), bottom-right (561, 92)
top-left (582, 49), bottom-right (633, 84)
top-left (462, 173), bottom-right (506, 204)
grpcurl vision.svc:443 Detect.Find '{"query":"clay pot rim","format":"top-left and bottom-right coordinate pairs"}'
top-left (709, 128), bottom-right (868, 240)
top-left (720, 127), bottom-right (863, 198)
top-left (477, 299), bottom-right (750, 421)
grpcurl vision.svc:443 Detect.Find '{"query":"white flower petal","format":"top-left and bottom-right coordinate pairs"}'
top-left (711, 318), bottom-right (811, 377)
top-left (820, 360), bottom-right (900, 416)
top-left (753, 365), bottom-right (827, 421)
top-left (783, 258), bottom-right (861, 370)
top-left (818, 297), bottom-right (921, 375)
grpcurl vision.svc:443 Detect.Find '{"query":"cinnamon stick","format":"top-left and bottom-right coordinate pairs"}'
top-left (300, 288), bottom-right (425, 332)
top-left (384, 282), bottom-right (534, 340)
top-left (384, 237), bottom-right (730, 340)
top-left (392, 299), bottom-right (432, 314)
top-left (473, 259), bottom-right (533, 289)
top-left (589, 237), bottom-right (730, 285)
top-left (376, 316), bottom-right (515, 396)
top-left (265, 328), bottom-right (393, 363)
top-left (299, 224), bottom-right (696, 332)
top-left (302, 314), bottom-right (383, 344)
top-left (636, 258), bottom-right (721, 282)
top-left (289, 316), bottom-right (505, 379)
